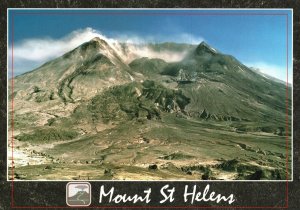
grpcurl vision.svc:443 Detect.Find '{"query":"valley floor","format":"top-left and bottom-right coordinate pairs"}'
top-left (8, 115), bottom-right (291, 181)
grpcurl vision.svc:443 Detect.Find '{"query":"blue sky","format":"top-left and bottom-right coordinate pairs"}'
top-left (8, 9), bottom-right (292, 83)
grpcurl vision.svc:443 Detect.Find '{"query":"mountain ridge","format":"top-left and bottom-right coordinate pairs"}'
top-left (10, 37), bottom-right (291, 122)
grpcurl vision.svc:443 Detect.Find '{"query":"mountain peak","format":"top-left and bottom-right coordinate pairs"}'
top-left (77, 37), bottom-right (109, 53)
top-left (199, 41), bottom-right (209, 47)
top-left (90, 37), bottom-right (110, 46)
top-left (91, 36), bottom-right (101, 41)
top-left (195, 41), bottom-right (218, 55)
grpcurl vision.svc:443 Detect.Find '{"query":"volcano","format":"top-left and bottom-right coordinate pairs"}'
top-left (8, 37), bottom-right (291, 180)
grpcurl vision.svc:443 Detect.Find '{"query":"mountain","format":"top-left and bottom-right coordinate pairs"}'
top-left (195, 41), bottom-right (219, 55)
top-left (67, 191), bottom-right (90, 205)
top-left (160, 41), bottom-right (290, 125)
top-left (9, 37), bottom-right (292, 180)
top-left (11, 37), bottom-right (134, 104)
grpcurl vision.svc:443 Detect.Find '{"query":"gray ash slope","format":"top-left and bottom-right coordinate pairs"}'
top-left (131, 41), bottom-right (290, 129)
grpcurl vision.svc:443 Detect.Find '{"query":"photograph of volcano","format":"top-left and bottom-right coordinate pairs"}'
top-left (8, 9), bottom-right (292, 180)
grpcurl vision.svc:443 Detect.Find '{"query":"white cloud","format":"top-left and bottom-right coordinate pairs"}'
top-left (111, 32), bottom-right (204, 45)
top-left (9, 27), bottom-right (203, 76)
top-left (12, 27), bottom-right (109, 62)
top-left (245, 61), bottom-right (292, 84)
top-left (116, 44), bottom-right (189, 64)
top-left (9, 28), bottom-right (108, 75)
top-left (170, 33), bottom-right (204, 45)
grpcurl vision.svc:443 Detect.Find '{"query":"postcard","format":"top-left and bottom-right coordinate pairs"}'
top-left (1, 5), bottom-right (298, 209)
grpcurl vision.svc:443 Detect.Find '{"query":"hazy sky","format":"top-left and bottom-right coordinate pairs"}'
top-left (8, 9), bottom-right (292, 83)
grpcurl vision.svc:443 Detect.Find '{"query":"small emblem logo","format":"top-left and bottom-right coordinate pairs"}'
top-left (66, 182), bottom-right (91, 207)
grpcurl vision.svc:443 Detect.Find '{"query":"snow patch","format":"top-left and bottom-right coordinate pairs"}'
top-left (129, 74), bottom-right (135, 81)
top-left (210, 46), bottom-right (217, 53)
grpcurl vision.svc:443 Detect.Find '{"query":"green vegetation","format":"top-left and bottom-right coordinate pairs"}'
top-left (15, 128), bottom-right (78, 143)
